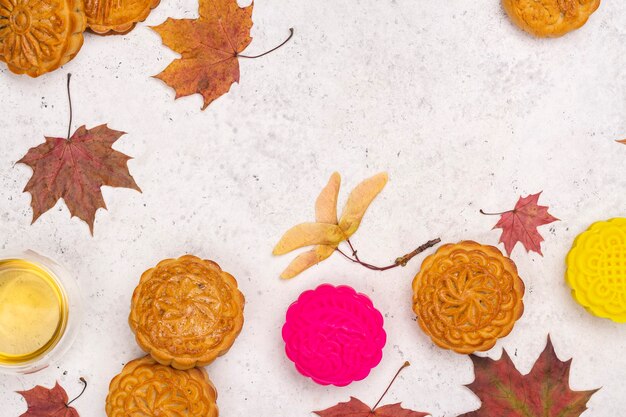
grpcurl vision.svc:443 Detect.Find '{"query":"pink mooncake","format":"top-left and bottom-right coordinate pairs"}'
top-left (282, 284), bottom-right (386, 386)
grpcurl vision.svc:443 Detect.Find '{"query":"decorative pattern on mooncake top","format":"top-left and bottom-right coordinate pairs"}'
top-left (84, 0), bottom-right (160, 34)
top-left (106, 356), bottom-right (218, 417)
top-left (129, 255), bottom-right (245, 370)
top-left (412, 241), bottom-right (525, 354)
top-left (566, 218), bottom-right (626, 322)
top-left (0, 0), bottom-right (86, 76)
top-left (282, 284), bottom-right (386, 387)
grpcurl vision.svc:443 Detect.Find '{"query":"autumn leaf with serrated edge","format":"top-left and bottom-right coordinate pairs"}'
top-left (459, 336), bottom-right (598, 417)
top-left (152, 0), bottom-right (293, 110)
top-left (17, 75), bottom-right (140, 235)
top-left (314, 362), bottom-right (430, 417)
top-left (17, 378), bottom-right (87, 417)
top-left (273, 172), bottom-right (440, 278)
top-left (480, 192), bottom-right (558, 256)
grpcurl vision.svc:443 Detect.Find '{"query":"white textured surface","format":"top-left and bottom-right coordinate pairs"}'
top-left (1, 0), bottom-right (625, 416)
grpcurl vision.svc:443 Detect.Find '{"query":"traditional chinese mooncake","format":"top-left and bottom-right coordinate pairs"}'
top-left (502, 0), bottom-right (600, 37)
top-left (84, 0), bottom-right (160, 34)
top-left (0, 0), bottom-right (86, 76)
top-left (106, 356), bottom-right (218, 417)
top-left (129, 255), bottom-right (245, 370)
top-left (412, 241), bottom-right (525, 354)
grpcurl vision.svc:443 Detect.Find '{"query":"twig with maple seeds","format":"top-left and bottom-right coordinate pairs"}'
top-left (273, 172), bottom-right (442, 279)
top-left (336, 238), bottom-right (441, 271)
top-left (238, 28), bottom-right (294, 59)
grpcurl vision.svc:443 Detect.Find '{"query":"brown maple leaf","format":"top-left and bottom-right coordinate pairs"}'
top-left (18, 124), bottom-right (141, 234)
top-left (152, 0), bottom-right (293, 110)
top-left (459, 336), bottom-right (599, 417)
top-left (314, 362), bottom-right (430, 417)
top-left (17, 378), bottom-right (86, 417)
top-left (480, 192), bottom-right (558, 256)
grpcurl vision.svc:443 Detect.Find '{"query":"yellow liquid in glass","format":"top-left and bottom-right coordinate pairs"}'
top-left (0, 259), bottom-right (67, 364)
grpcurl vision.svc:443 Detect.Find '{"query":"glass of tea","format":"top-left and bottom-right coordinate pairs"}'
top-left (0, 251), bottom-right (82, 374)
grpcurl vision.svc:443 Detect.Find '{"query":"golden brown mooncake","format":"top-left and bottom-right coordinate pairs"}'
top-left (106, 356), bottom-right (219, 417)
top-left (502, 0), bottom-right (600, 37)
top-left (412, 241), bottom-right (525, 354)
top-left (0, 0), bottom-right (86, 77)
top-left (85, 0), bottom-right (160, 34)
top-left (129, 255), bottom-right (245, 370)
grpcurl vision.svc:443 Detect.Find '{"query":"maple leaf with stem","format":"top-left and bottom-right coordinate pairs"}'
top-left (480, 192), bottom-right (558, 256)
top-left (152, 0), bottom-right (294, 110)
top-left (17, 74), bottom-right (141, 235)
top-left (459, 336), bottom-right (599, 417)
top-left (314, 362), bottom-right (430, 417)
top-left (17, 377), bottom-right (87, 417)
top-left (273, 172), bottom-right (440, 278)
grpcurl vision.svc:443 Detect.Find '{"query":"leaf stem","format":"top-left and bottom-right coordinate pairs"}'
top-left (335, 238), bottom-right (440, 271)
top-left (66, 377), bottom-right (86, 407)
top-left (238, 28), bottom-right (294, 59)
top-left (66, 73), bottom-right (73, 141)
top-left (371, 361), bottom-right (411, 410)
top-left (479, 209), bottom-right (511, 216)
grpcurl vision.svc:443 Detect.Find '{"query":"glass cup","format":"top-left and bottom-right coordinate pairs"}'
top-left (0, 250), bottom-right (82, 374)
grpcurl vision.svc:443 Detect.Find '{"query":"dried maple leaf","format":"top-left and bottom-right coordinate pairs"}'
top-left (481, 192), bottom-right (558, 256)
top-left (314, 363), bottom-right (430, 417)
top-left (459, 336), bottom-right (599, 417)
top-left (17, 75), bottom-right (140, 235)
top-left (18, 125), bottom-right (141, 235)
top-left (17, 378), bottom-right (86, 417)
top-left (152, 0), bottom-right (293, 110)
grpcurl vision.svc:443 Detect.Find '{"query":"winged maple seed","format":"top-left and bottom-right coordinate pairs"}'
top-left (17, 377), bottom-right (86, 417)
top-left (480, 192), bottom-right (558, 256)
top-left (152, 0), bottom-right (293, 110)
top-left (273, 172), bottom-right (440, 279)
top-left (17, 75), bottom-right (141, 235)
top-left (459, 337), bottom-right (598, 417)
top-left (314, 362), bottom-right (430, 417)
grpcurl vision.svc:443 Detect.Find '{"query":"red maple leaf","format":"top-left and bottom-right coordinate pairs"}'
top-left (18, 124), bottom-right (141, 234)
top-left (17, 382), bottom-right (80, 417)
top-left (481, 192), bottom-right (558, 256)
top-left (314, 362), bottom-right (429, 417)
top-left (315, 397), bottom-right (429, 417)
top-left (459, 336), bottom-right (599, 417)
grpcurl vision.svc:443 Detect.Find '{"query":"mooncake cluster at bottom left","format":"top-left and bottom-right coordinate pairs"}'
top-left (105, 255), bottom-right (245, 416)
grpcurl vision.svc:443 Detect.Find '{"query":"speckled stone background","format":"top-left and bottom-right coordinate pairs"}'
top-left (1, 0), bottom-right (625, 415)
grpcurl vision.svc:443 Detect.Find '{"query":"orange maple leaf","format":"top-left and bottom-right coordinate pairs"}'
top-left (18, 125), bottom-right (141, 234)
top-left (152, 0), bottom-right (253, 110)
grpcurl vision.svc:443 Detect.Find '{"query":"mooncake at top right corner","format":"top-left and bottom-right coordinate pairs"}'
top-left (502, 0), bottom-right (600, 37)
top-left (566, 218), bottom-right (626, 322)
